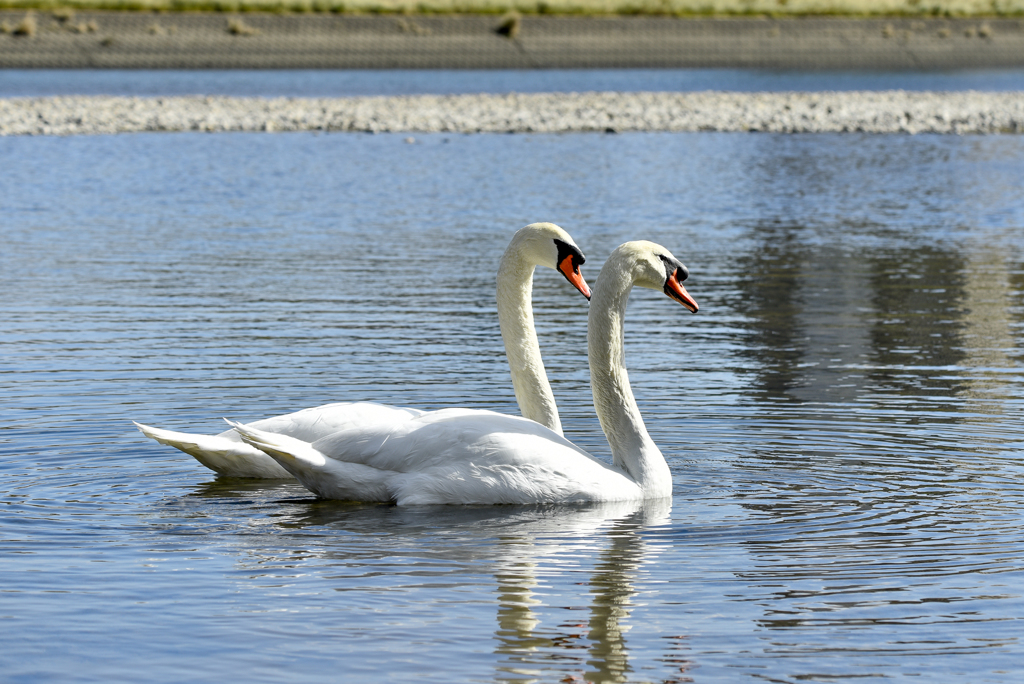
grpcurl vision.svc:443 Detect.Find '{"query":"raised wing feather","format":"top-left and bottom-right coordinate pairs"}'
top-left (231, 402), bottom-right (424, 442)
top-left (305, 408), bottom-right (640, 503)
top-left (136, 401), bottom-right (425, 478)
top-left (311, 409), bottom-right (591, 471)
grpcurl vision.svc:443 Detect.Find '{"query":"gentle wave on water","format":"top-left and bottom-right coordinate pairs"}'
top-left (2, 130), bottom-right (1023, 682)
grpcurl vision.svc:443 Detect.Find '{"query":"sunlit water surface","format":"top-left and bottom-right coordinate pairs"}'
top-left (2, 125), bottom-right (1024, 682)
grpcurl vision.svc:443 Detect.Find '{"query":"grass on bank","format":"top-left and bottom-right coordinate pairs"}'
top-left (1, 0), bottom-right (1023, 17)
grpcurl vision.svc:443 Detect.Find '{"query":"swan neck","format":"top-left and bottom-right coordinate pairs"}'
top-left (587, 265), bottom-right (670, 496)
top-left (497, 249), bottom-right (563, 436)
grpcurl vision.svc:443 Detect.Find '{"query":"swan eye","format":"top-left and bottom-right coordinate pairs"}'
top-left (554, 239), bottom-right (585, 273)
top-left (658, 254), bottom-right (687, 282)
top-left (553, 238), bottom-right (591, 300)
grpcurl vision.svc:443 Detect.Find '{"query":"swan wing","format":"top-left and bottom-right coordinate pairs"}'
top-left (228, 420), bottom-right (396, 501)
top-left (134, 402), bottom-right (424, 478)
top-left (133, 421), bottom-right (291, 478)
top-left (241, 402), bottom-right (425, 441)
top-left (253, 409), bottom-right (643, 504)
top-left (310, 408), bottom-right (594, 472)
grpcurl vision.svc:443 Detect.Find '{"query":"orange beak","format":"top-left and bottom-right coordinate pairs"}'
top-left (665, 272), bottom-right (699, 313)
top-left (558, 253), bottom-right (592, 300)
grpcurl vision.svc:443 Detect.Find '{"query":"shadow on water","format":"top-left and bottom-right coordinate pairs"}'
top-left (867, 245), bottom-right (969, 396)
top-left (731, 220), bottom-right (810, 401)
top-left (731, 226), bottom-right (971, 406)
top-left (728, 216), bottom-right (1024, 412)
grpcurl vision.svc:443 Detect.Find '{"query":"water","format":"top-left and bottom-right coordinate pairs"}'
top-left (3, 68), bottom-right (1024, 98)
top-left (2, 126), bottom-right (1024, 682)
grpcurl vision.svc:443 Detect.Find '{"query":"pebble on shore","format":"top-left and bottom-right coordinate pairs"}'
top-left (2, 92), bottom-right (1023, 136)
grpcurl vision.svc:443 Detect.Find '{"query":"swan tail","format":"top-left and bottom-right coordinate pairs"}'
top-left (132, 421), bottom-right (292, 479)
top-left (226, 420), bottom-right (395, 502)
top-left (226, 420), bottom-right (328, 468)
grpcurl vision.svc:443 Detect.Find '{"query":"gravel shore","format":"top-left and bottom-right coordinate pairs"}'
top-left (2, 92), bottom-right (1024, 136)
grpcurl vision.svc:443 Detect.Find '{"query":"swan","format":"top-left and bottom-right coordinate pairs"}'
top-left (133, 222), bottom-right (591, 478)
top-left (229, 240), bottom-right (699, 504)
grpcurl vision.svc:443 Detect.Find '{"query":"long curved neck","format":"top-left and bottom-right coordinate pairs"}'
top-left (497, 248), bottom-right (563, 436)
top-left (587, 264), bottom-right (671, 497)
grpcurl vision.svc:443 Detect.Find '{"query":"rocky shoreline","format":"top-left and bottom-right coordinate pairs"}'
top-left (3, 91), bottom-right (1023, 135)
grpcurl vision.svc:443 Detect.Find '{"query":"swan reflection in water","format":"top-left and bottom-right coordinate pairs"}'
top-left (491, 498), bottom-right (677, 684)
top-left (177, 483), bottom-right (690, 683)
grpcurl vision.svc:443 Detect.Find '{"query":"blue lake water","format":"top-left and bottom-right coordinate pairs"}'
top-left (3, 67), bottom-right (1024, 97)
top-left (2, 87), bottom-right (1024, 681)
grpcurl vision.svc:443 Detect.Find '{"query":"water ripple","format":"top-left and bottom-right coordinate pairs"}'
top-left (2, 130), bottom-right (1023, 682)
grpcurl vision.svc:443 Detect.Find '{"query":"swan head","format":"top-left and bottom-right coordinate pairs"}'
top-left (514, 222), bottom-right (591, 300)
top-left (612, 240), bottom-right (699, 313)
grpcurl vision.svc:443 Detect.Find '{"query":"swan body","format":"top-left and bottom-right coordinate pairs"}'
top-left (134, 223), bottom-right (590, 478)
top-left (232, 240), bottom-right (699, 504)
top-left (226, 410), bottom-right (639, 504)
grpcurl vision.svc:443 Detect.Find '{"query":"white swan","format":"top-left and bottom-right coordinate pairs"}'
top-left (229, 240), bottom-right (699, 504)
top-left (133, 222), bottom-right (591, 478)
